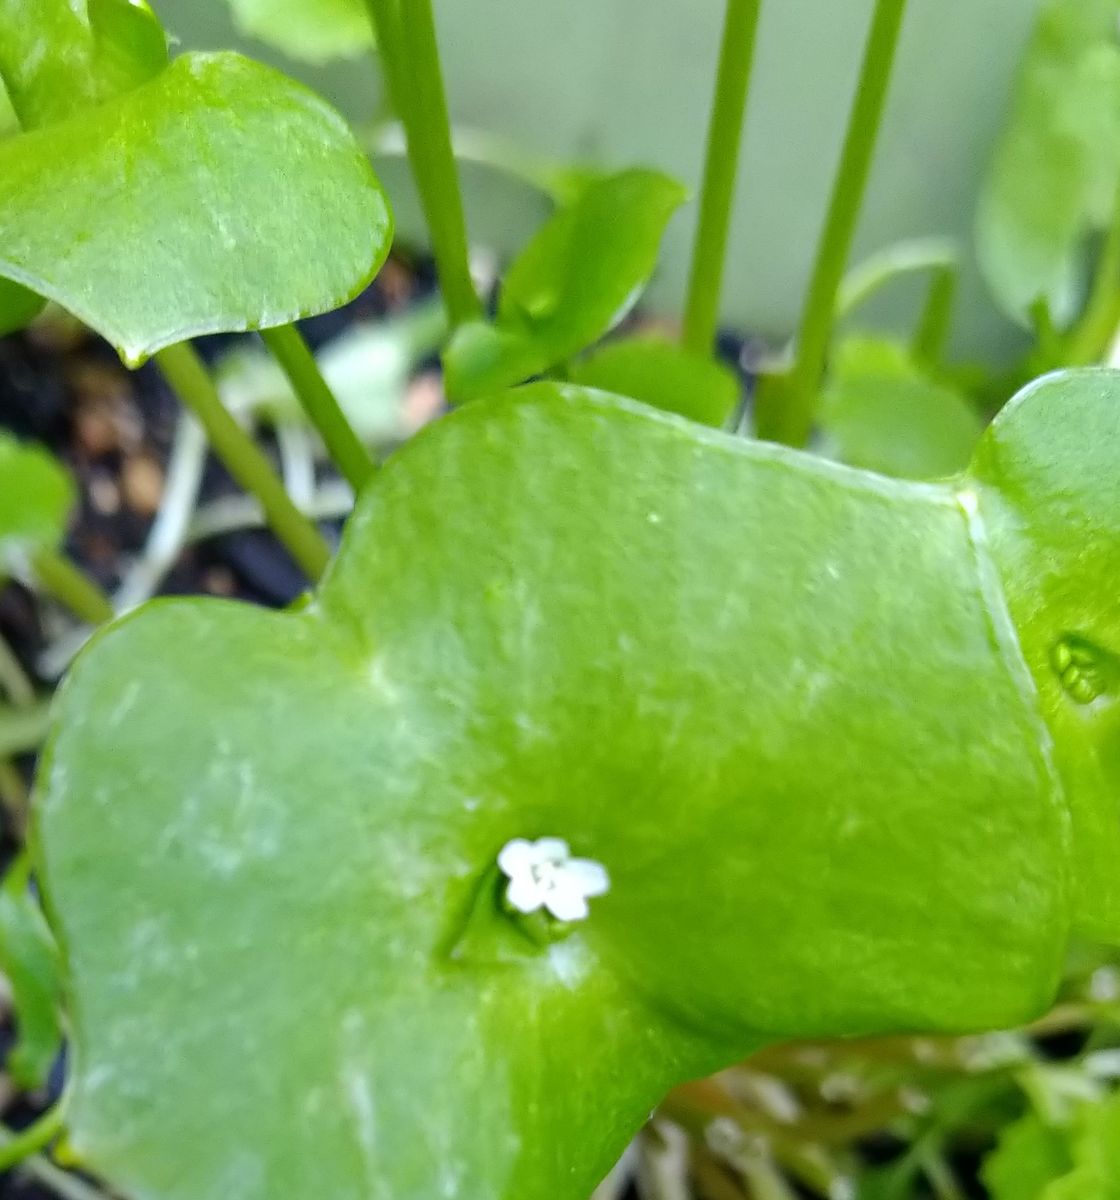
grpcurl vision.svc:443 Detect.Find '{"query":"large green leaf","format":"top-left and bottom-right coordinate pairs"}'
top-left (0, 0), bottom-right (168, 130)
top-left (443, 169), bottom-right (686, 401)
top-left (227, 0), bottom-right (374, 64)
top-left (976, 0), bottom-right (1120, 327)
top-left (0, 52), bottom-right (392, 365)
top-left (38, 369), bottom-right (1120, 1199)
top-left (0, 434), bottom-right (75, 579)
top-left (818, 336), bottom-right (984, 479)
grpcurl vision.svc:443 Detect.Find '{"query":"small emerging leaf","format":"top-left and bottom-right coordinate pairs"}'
top-left (0, 434), bottom-right (75, 579)
top-left (818, 336), bottom-right (983, 479)
top-left (0, 52), bottom-right (393, 364)
top-left (0, 0), bottom-right (168, 130)
top-left (976, 0), bottom-right (1120, 326)
top-left (444, 169), bottom-right (686, 401)
top-left (0, 858), bottom-right (64, 1090)
top-left (569, 336), bottom-right (740, 427)
top-left (227, 0), bottom-right (374, 65)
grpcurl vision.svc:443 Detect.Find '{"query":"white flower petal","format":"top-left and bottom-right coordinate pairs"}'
top-left (565, 858), bottom-right (610, 898)
top-left (533, 837), bottom-right (570, 865)
top-left (545, 886), bottom-right (590, 923)
top-left (497, 838), bottom-right (535, 879)
top-left (506, 873), bottom-right (546, 914)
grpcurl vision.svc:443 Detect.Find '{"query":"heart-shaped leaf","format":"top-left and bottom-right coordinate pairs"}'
top-left (976, 0), bottom-right (1120, 327)
top-left (39, 371), bottom-right (1120, 1199)
top-left (227, 0), bottom-right (374, 64)
top-left (817, 336), bottom-right (984, 479)
top-left (0, 52), bottom-right (392, 365)
top-left (568, 336), bottom-right (740, 428)
top-left (0, 0), bottom-right (168, 130)
top-left (444, 169), bottom-right (686, 401)
top-left (0, 434), bottom-right (75, 580)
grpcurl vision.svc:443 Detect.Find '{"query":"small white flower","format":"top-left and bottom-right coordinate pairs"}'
top-left (497, 837), bottom-right (610, 922)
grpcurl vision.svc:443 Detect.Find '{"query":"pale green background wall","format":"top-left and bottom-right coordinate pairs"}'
top-left (157, 0), bottom-right (1043, 359)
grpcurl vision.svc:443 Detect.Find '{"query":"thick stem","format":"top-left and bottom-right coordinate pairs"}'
top-left (365, 0), bottom-right (480, 328)
top-left (154, 343), bottom-right (332, 582)
top-left (682, 0), bottom-right (763, 357)
top-left (28, 547), bottom-right (114, 625)
top-left (261, 326), bottom-right (375, 492)
top-left (755, 0), bottom-right (910, 445)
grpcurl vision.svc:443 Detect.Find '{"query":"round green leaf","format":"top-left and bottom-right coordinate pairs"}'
top-left (818, 336), bottom-right (984, 479)
top-left (568, 336), bottom-right (739, 428)
top-left (227, 0), bottom-right (374, 65)
top-left (39, 374), bottom-right (1113, 1200)
top-left (0, 52), bottom-right (393, 365)
top-left (0, 434), bottom-right (75, 578)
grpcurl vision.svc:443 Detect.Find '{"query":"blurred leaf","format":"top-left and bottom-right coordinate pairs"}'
top-left (38, 375), bottom-right (1105, 1200)
top-left (0, 52), bottom-right (392, 365)
top-left (837, 238), bottom-right (959, 321)
top-left (227, 0), bottom-right (374, 65)
top-left (976, 0), bottom-right (1120, 326)
top-left (0, 434), bottom-right (75, 579)
top-left (569, 336), bottom-right (739, 427)
top-left (367, 121), bottom-right (600, 207)
top-left (983, 1113), bottom-right (1074, 1200)
top-left (444, 169), bottom-right (686, 401)
top-left (219, 301), bottom-right (447, 444)
top-left (818, 336), bottom-right (984, 479)
top-left (1047, 1090), bottom-right (1120, 1198)
top-left (0, 858), bottom-right (63, 1090)
top-left (0, 0), bottom-right (167, 129)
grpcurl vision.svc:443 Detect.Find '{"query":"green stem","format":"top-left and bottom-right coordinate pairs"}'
top-left (755, 0), bottom-right (910, 445)
top-left (29, 547), bottom-right (114, 625)
top-left (0, 1104), bottom-right (64, 1171)
top-left (260, 326), bottom-right (376, 492)
top-left (0, 699), bottom-right (51, 759)
top-left (682, 0), bottom-right (763, 356)
top-left (365, 0), bottom-right (480, 328)
top-left (912, 260), bottom-right (958, 366)
top-left (0, 634), bottom-right (34, 707)
top-left (154, 343), bottom-right (331, 582)
top-left (1066, 185), bottom-right (1120, 366)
